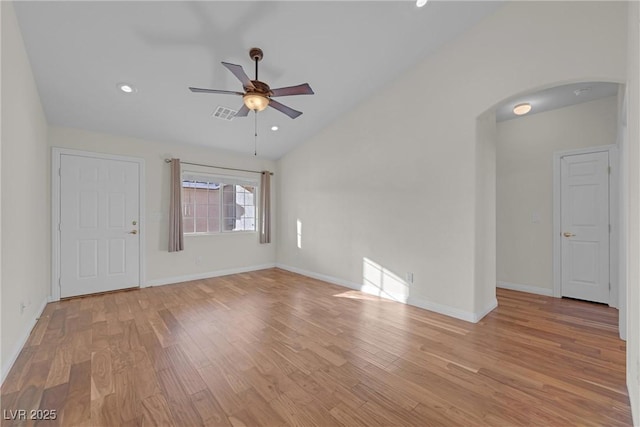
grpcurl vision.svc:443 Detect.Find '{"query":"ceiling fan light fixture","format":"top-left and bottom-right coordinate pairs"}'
top-left (513, 103), bottom-right (532, 115)
top-left (416, 0), bottom-right (428, 7)
top-left (189, 48), bottom-right (311, 120)
top-left (243, 93), bottom-right (269, 112)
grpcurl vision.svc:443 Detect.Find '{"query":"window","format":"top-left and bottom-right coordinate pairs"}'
top-left (182, 173), bottom-right (257, 234)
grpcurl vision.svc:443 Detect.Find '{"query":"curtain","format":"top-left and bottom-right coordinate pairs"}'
top-left (259, 171), bottom-right (271, 244)
top-left (168, 158), bottom-right (184, 252)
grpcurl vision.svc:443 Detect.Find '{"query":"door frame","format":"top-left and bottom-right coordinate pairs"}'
top-left (552, 145), bottom-right (618, 307)
top-left (51, 147), bottom-right (146, 301)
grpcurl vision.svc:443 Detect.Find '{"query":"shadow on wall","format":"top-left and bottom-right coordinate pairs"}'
top-left (135, 2), bottom-right (283, 88)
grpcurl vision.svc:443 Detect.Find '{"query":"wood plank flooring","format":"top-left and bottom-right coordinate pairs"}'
top-left (0, 268), bottom-right (632, 426)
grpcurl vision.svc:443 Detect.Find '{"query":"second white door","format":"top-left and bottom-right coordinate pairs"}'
top-left (560, 151), bottom-right (609, 304)
top-left (59, 154), bottom-right (140, 298)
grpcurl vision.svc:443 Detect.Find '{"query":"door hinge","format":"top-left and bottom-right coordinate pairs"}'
top-left (609, 282), bottom-right (611, 290)
top-left (58, 168), bottom-right (61, 176)
top-left (58, 277), bottom-right (61, 288)
top-left (58, 223), bottom-right (62, 231)
top-left (608, 166), bottom-right (611, 174)
top-left (609, 224), bottom-right (612, 233)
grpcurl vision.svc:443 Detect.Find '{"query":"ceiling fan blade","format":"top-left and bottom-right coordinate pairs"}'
top-left (189, 87), bottom-right (243, 96)
top-left (269, 99), bottom-right (303, 119)
top-left (270, 83), bottom-right (315, 97)
top-left (222, 62), bottom-right (255, 90)
top-left (235, 104), bottom-right (250, 118)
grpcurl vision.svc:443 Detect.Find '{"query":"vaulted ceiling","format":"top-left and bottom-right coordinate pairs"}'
top-left (14, 1), bottom-right (503, 159)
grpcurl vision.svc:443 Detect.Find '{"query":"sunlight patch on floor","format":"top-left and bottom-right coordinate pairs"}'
top-left (332, 290), bottom-right (389, 301)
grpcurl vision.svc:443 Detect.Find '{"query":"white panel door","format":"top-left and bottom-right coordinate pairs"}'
top-left (560, 151), bottom-right (609, 304)
top-left (60, 154), bottom-right (140, 298)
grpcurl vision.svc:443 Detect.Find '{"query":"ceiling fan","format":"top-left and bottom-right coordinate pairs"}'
top-left (189, 47), bottom-right (314, 119)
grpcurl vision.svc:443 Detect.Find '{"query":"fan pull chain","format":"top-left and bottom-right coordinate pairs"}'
top-left (254, 111), bottom-right (258, 156)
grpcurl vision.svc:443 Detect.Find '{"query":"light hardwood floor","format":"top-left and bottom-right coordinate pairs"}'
top-left (0, 268), bottom-right (632, 426)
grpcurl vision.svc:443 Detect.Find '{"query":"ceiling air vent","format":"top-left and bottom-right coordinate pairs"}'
top-left (212, 106), bottom-right (237, 121)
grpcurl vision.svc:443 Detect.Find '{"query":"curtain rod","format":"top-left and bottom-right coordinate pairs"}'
top-left (164, 159), bottom-right (273, 175)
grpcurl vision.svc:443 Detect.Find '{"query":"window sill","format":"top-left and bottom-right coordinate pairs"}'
top-left (185, 230), bottom-right (257, 237)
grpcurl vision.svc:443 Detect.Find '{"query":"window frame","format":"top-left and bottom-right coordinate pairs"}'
top-left (181, 171), bottom-right (259, 236)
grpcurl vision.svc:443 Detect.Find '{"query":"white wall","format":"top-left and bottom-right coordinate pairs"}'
top-left (48, 127), bottom-right (277, 286)
top-left (475, 110), bottom-right (497, 314)
top-left (0, 0), bottom-right (4, 388)
top-left (496, 96), bottom-right (618, 294)
top-left (626, 2), bottom-right (640, 424)
top-left (615, 85), bottom-right (627, 341)
top-left (1, 1), bottom-right (50, 381)
top-left (276, 1), bottom-right (627, 322)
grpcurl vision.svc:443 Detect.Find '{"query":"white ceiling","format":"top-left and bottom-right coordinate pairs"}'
top-left (14, 1), bottom-right (503, 159)
top-left (496, 81), bottom-right (620, 122)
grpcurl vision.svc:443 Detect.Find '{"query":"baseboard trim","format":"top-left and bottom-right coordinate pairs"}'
top-left (405, 294), bottom-right (496, 323)
top-left (276, 263), bottom-right (363, 292)
top-left (497, 281), bottom-right (553, 297)
top-left (144, 263), bottom-right (277, 287)
top-left (276, 263), bottom-right (491, 323)
top-left (473, 298), bottom-right (499, 322)
top-left (628, 376), bottom-right (639, 427)
top-left (1, 296), bottom-right (49, 385)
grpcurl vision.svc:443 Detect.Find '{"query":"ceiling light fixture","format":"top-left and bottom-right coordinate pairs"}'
top-left (574, 87), bottom-right (592, 96)
top-left (416, 0), bottom-right (428, 7)
top-left (271, 125), bottom-right (279, 131)
top-left (513, 103), bottom-right (532, 115)
top-left (117, 82), bottom-right (136, 94)
top-left (243, 93), bottom-right (269, 112)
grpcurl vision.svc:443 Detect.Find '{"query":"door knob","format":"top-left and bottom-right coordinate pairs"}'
top-left (563, 232), bottom-right (575, 237)
top-left (128, 230), bottom-right (138, 235)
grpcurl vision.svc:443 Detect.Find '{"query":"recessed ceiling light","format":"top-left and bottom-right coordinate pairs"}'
top-left (117, 82), bottom-right (136, 94)
top-left (513, 103), bottom-right (532, 115)
top-left (271, 125), bottom-right (279, 131)
top-left (416, 0), bottom-right (428, 7)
